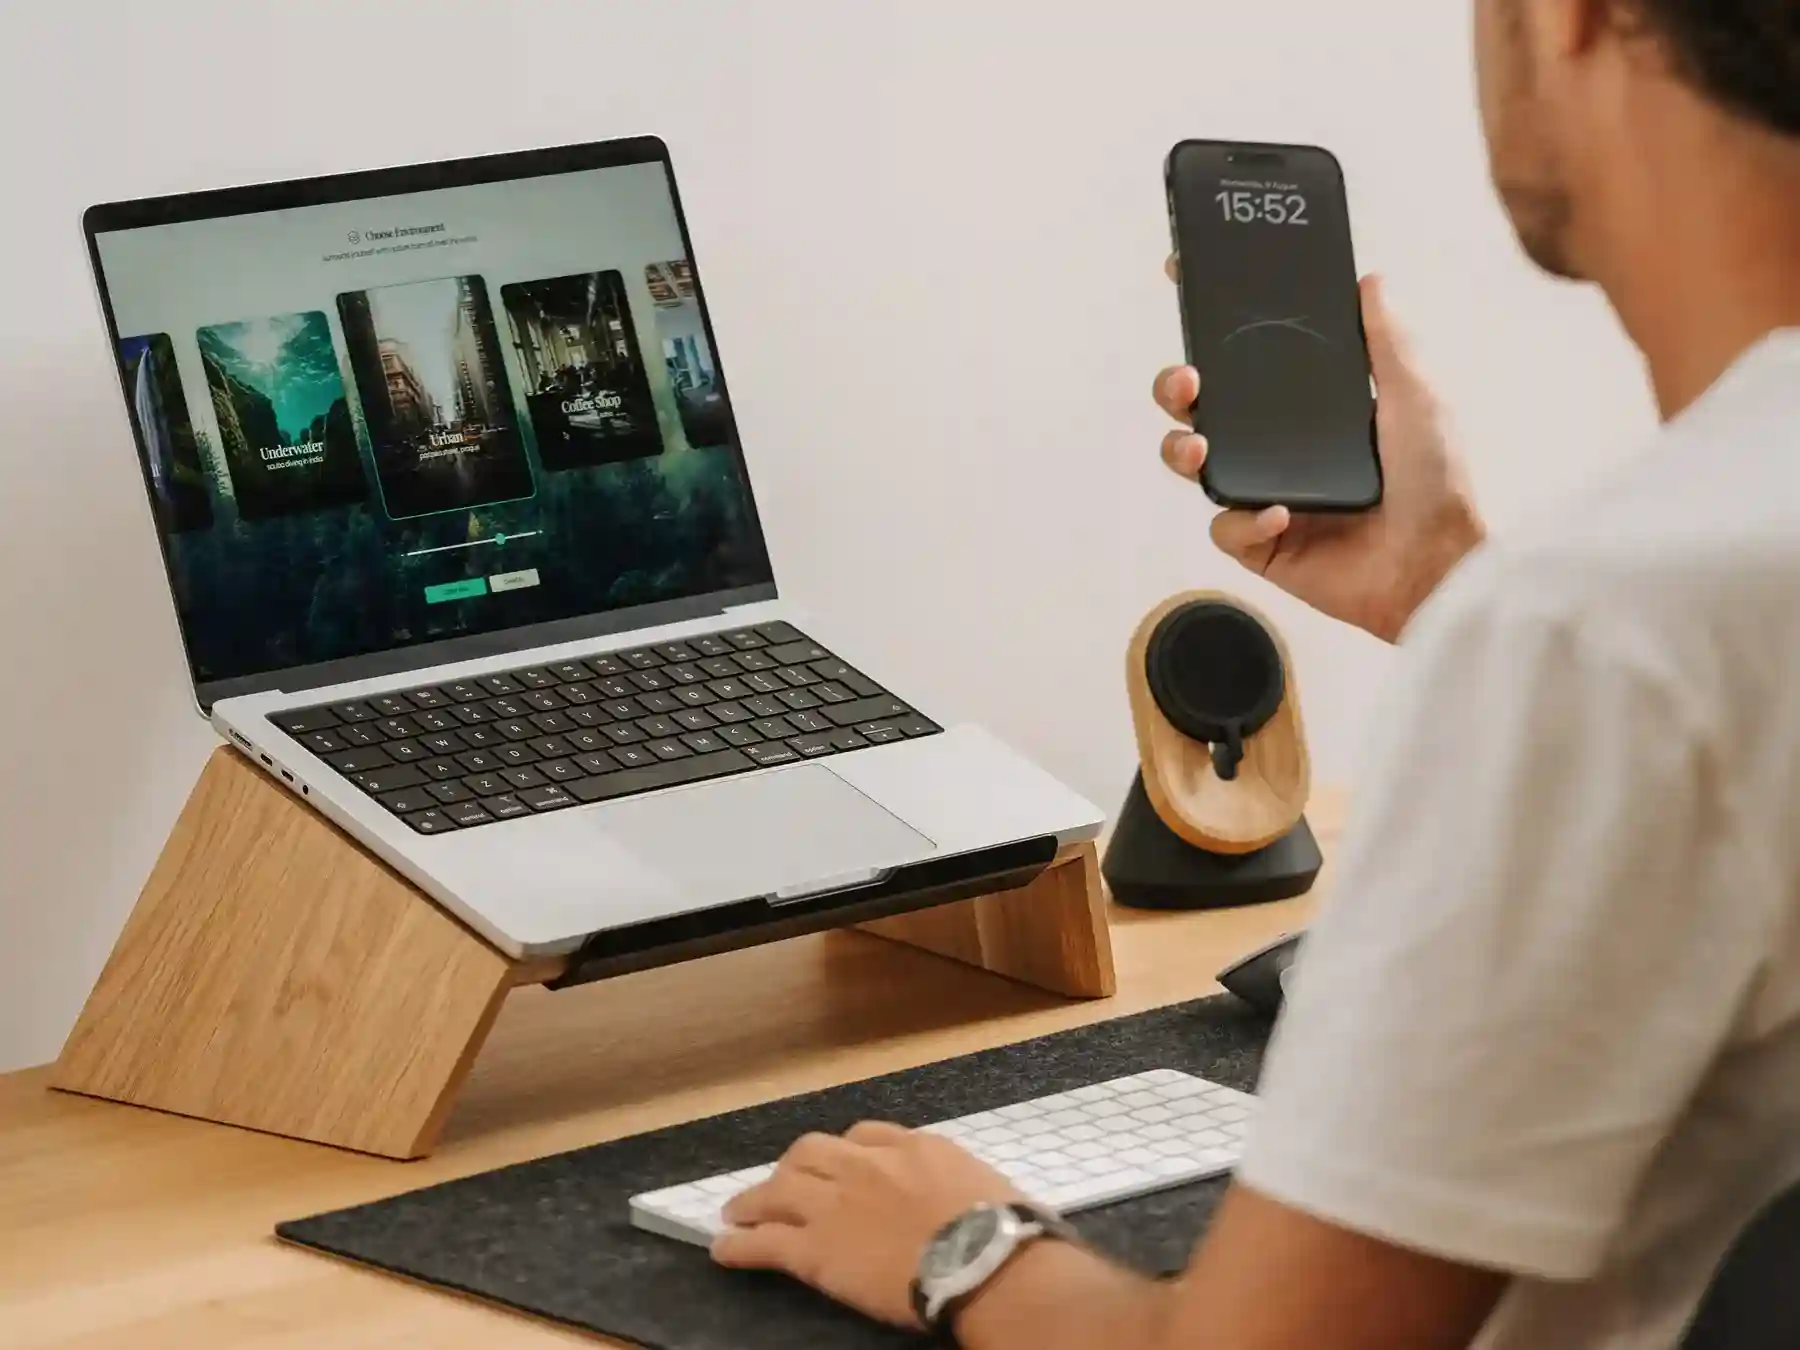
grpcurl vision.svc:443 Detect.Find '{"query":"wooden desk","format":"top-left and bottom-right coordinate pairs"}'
top-left (0, 803), bottom-right (1337, 1348)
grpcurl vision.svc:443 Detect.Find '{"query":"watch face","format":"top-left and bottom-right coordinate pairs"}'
top-left (921, 1205), bottom-right (1003, 1282)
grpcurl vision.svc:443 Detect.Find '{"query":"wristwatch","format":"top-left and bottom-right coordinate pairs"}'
top-left (909, 1201), bottom-right (1079, 1340)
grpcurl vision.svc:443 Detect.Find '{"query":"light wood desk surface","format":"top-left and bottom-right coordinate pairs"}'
top-left (1, 804), bottom-right (1337, 1349)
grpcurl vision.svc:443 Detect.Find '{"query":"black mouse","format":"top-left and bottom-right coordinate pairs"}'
top-left (1216, 932), bottom-right (1303, 1017)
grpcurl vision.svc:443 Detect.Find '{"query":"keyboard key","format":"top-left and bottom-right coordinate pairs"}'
top-left (692, 636), bottom-right (734, 658)
top-left (648, 739), bottom-right (692, 761)
top-left (603, 723), bottom-right (647, 744)
top-left (408, 688), bottom-right (452, 709)
top-left (682, 732), bottom-right (728, 755)
top-left (420, 732), bottom-right (466, 756)
top-left (329, 746), bottom-right (392, 774)
top-left (530, 736), bottom-right (571, 758)
top-left (828, 730), bottom-right (870, 752)
top-left (332, 701), bottom-right (378, 723)
top-left (672, 709), bottom-right (717, 731)
top-left (412, 758), bottom-right (458, 782)
top-left (351, 764), bottom-right (427, 793)
top-left (539, 758), bottom-right (586, 782)
top-left (485, 793), bottom-right (530, 819)
top-left (602, 699), bottom-right (642, 720)
top-left (775, 665), bottom-right (821, 687)
top-left (488, 696), bottom-right (529, 719)
top-left (621, 648), bottom-right (663, 669)
top-left (458, 749), bottom-right (502, 773)
top-left (814, 682), bottom-right (855, 704)
top-left (560, 682), bottom-right (604, 704)
top-left (495, 744), bottom-right (539, 767)
top-left (522, 689), bottom-right (566, 712)
top-left (426, 780), bottom-right (476, 804)
top-left (587, 655), bottom-right (629, 677)
top-left (610, 746), bottom-right (657, 769)
top-left (746, 744), bottom-right (801, 766)
top-left (742, 672), bottom-right (786, 695)
top-left (639, 690), bottom-right (683, 713)
top-left (788, 710), bottom-right (833, 734)
top-left (810, 660), bottom-right (884, 696)
top-left (656, 642), bottom-right (698, 662)
top-left (718, 724), bottom-right (763, 747)
top-left (462, 773), bottom-right (510, 797)
top-left (897, 716), bottom-right (942, 737)
top-left (768, 640), bottom-right (830, 664)
top-left (704, 679), bottom-right (747, 701)
top-left (735, 649), bottom-right (778, 671)
top-left (274, 707), bottom-right (340, 734)
top-left (549, 661), bottom-right (594, 682)
top-left (370, 694), bottom-right (416, 718)
top-left (629, 669), bottom-right (672, 691)
top-left (858, 723), bottom-right (905, 744)
top-left (698, 656), bottom-right (741, 678)
top-left (519, 785), bottom-right (577, 811)
top-left (723, 629), bottom-right (767, 650)
top-left (442, 681), bottom-right (487, 703)
top-left (754, 621), bottom-right (806, 643)
top-left (514, 668), bottom-right (561, 688)
top-left (637, 716), bottom-right (680, 739)
top-left (299, 730), bottom-right (345, 755)
top-left (777, 689), bottom-right (823, 711)
top-left (571, 748), bottom-right (753, 801)
top-left (710, 701), bottom-right (753, 724)
top-left (502, 766), bottom-right (547, 790)
top-left (450, 703), bottom-right (495, 725)
top-left (743, 696), bottom-right (786, 719)
top-left (824, 695), bottom-right (911, 727)
top-left (378, 785), bottom-right (437, 815)
top-left (338, 723), bottom-right (387, 747)
top-left (789, 733), bottom-right (835, 758)
top-left (496, 719), bottom-right (536, 741)
top-left (383, 738), bottom-right (428, 762)
top-left (568, 707), bottom-right (613, 729)
top-left (663, 663), bottom-right (705, 685)
top-left (566, 729), bottom-right (610, 753)
top-left (444, 801), bottom-right (494, 827)
top-left (404, 809), bottom-right (458, 835)
top-left (530, 711), bottom-right (575, 734)
top-left (477, 673), bottom-right (521, 695)
top-left (576, 753), bottom-right (621, 776)
top-left (414, 709), bottom-right (459, 733)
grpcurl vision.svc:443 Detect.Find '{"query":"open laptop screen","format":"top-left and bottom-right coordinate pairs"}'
top-left (86, 139), bottom-right (773, 711)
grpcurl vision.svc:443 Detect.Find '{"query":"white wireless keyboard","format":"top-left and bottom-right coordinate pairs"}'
top-left (630, 1070), bottom-right (1256, 1247)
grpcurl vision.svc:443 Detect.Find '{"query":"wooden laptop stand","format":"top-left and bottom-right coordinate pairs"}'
top-left (50, 747), bottom-right (1115, 1160)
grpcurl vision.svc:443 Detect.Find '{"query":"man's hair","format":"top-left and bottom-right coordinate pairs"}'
top-left (1634, 1), bottom-right (1800, 134)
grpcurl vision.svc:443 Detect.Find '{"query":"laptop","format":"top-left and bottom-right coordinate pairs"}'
top-left (84, 136), bottom-right (1102, 963)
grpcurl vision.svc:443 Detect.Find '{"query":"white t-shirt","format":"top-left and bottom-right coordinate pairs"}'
top-left (1238, 330), bottom-right (1800, 1349)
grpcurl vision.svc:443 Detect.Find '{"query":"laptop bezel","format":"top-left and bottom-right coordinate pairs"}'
top-left (83, 135), bottom-right (777, 715)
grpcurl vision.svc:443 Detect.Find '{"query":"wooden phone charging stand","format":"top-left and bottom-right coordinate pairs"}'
top-left (50, 747), bottom-right (1115, 1160)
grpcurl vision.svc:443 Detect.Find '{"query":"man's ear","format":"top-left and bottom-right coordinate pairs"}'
top-left (1532, 0), bottom-right (1612, 58)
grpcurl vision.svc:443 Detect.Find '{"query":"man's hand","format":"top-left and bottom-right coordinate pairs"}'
top-left (1156, 267), bottom-right (1485, 643)
top-left (712, 1122), bottom-right (1023, 1328)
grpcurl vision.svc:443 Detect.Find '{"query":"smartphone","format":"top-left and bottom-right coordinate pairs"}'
top-left (1165, 140), bottom-right (1381, 512)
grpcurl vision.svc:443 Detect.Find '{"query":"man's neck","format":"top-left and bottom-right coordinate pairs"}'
top-left (1586, 102), bottom-right (1800, 421)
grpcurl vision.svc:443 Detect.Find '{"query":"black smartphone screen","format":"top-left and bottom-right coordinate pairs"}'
top-left (1167, 141), bottom-right (1381, 511)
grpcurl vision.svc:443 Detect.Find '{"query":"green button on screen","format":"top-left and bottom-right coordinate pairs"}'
top-left (424, 578), bottom-right (489, 605)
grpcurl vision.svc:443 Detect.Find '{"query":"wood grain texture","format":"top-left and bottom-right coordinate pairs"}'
top-left (1126, 591), bottom-right (1311, 855)
top-left (0, 793), bottom-right (1343, 1349)
top-left (859, 843), bottom-right (1116, 997)
top-left (50, 747), bottom-right (527, 1160)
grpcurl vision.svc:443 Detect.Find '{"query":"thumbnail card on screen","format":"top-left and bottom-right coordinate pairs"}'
top-left (196, 312), bottom-right (369, 523)
top-left (338, 275), bottom-right (535, 519)
top-left (645, 259), bottom-right (728, 450)
top-left (501, 270), bottom-right (661, 471)
top-left (119, 332), bottom-right (213, 534)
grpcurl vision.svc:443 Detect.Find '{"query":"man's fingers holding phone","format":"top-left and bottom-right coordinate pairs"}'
top-left (1211, 506), bottom-right (1292, 571)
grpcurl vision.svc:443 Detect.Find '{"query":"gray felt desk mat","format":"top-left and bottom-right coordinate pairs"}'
top-left (278, 995), bottom-right (1273, 1349)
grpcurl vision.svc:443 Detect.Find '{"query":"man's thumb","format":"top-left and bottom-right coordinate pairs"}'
top-left (1361, 275), bottom-right (1419, 393)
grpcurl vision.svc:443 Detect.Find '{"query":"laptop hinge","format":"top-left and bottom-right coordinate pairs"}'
top-left (543, 836), bottom-right (1059, 991)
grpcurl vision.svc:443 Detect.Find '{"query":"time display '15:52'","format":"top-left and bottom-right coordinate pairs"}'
top-left (1216, 190), bottom-right (1310, 225)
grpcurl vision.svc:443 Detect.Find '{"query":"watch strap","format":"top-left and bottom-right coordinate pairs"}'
top-left (912, 1203), bottom-right (1078, 1342)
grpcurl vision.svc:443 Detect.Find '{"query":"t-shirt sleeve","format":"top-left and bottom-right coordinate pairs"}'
top-left (1236, 560), bottom-right (1774, 1280)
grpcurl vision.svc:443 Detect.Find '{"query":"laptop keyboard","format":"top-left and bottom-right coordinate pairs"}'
top-left (265, 622), bottom-right (940, 835)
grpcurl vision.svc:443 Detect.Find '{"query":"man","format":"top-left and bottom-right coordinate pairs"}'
top-left (710, 1), bottom-right (1800, 1345)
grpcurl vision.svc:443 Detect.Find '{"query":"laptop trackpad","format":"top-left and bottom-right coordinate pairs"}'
top-left (596, 765), bottom-right (936, 901)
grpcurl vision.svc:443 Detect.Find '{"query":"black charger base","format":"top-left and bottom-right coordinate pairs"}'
top-left (1102, 773), bottom-right (1323, 911)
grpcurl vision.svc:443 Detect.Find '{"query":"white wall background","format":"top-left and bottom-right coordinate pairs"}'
top-left (0, 1), bottom-right (1654, 1072)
